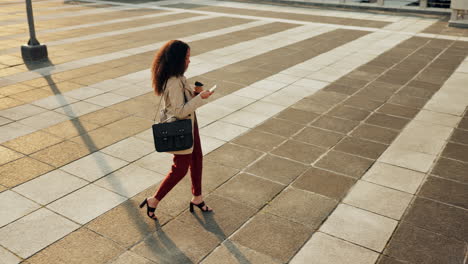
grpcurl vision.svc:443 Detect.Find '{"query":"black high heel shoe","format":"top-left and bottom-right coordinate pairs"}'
top-left (189, 201), bottom-right (212, 213)
top-left (140, 198), bottom-right (157, 220)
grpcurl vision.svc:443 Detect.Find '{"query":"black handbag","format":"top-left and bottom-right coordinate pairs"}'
top-left (152, 83), bottom-right (193, 152)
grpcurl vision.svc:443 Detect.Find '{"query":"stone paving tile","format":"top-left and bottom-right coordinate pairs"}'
top-left (54, 101), bottom-right (104, 118)
top-left (0, 246), bottom-right (21, 264)
top-left (201, 121), bottom-right (250, 141)
top-left (0, 157), bottom-right (54, 188)
top-left (23, 228), bottom-right (124, 264)
top-left (200, 161), bottom-right (241, 194)
top-left (86, 199), bottom-right (172, 248)
top-left (231, 130), bottom-right (285, 152)
top-left (290, 232), bottom-right (379, 264)
top-left (0, 84), bottom-right (36, 97)
top-left (365, 113), bottom-right (410, 131)
top-left (414, 110), bottom-right (461, 129)
top-left (134, 151), bottom-right (175, 176)
top-left (13, 170), bottom-right (88, 206)
top-left (0, 104), bottom-right (47, 121)
top-left (450, 128), bottom-right (468, 145)
top-left (293, 127), bottom-right (344, 148)
top-left (65, 101), bottom-right (130, 121)
top-left (275, 108), bottom-right (319, 125)
top-left (178, 195), bottom-right (257, 238)
top-left (315, 150), bottom-right (374, 178)
top-left (310, 115), bottom-right (359, 134)
top-left (0, 145), bottom-right (23, 166)
top-left (362, 162), bottom-right (425, 194)
top-left (271, 140), bottom-right (326, 164)
top-left (0, 97), bottom-right (23, 110)
top-left (30, 140), bottom-right (92, 168)
top-left (403, 198), bottom-right (467, 242)
top-left (319, 204), bottom-right (397, 252)
top-left (0, 122), bottom-right (37, 143)
top-left (213, 173), bottom-right (284, 209)
top-left (431, 157), bottom-right (468, 184)
top-left (328, 105), bottom-right (371, 122)
top-left (343, 95), bottom-right (382, 111)
top-left (231, 212), bottom-right (312, 263)
top-left (419, 176), bottom-right (468, 209)
top-left (351, 124), bottom-right (399, 144)
top-left (254, 117), bottom-right (305, 137)
top-left (69, 126), bottom-right (129, 152)
top-left (131, 219), bottom-right (221, 263)
top-left (221, 110), bottom-right (271, 129)
top-left (47, 184), bottom-right (127, 225)
top-left (264, 187), bottom-right (337, 229)
top-left (61, 151), bottom-right (128, 182)
top-left (377, 103), bottom-right (420, 119)
top-left (201, 240), bottom-right (282, 264)
top-left (0, 208), bottom-right (79, 258)
top-left (18, 111), bottom-right (71, 130)
top-left (458, 116), bottom-right (468, 130)
top-left (343, 181), bottom-right (412, 220)
top-left (291, 98), bottom-right (334, 114)
top-left (384, 223), bottom-right (466, 264)
top-left (246, 154), bottom-right (308, 185)
top-left (2, 130), bottom-right (63, 155)
top-left (95, 164), bottom-right (165, 198)
top-left (441, 142), bottom-right (468, 163)
top-left (293, 167), bottom-right (356, 200)
top-left (388, 93), bottom-right (428, 109)
top-left (101, 137), bottom-right (154, 162)
top-left (0, 116), bottom-right (12, 126)
top-left (305, 90), bottom-right (348, 107)
top-left (108, 251), bottom-right (157, 264)
top-left (205, 143), bottom-right (262, 169)
top-left (355, 86), bottom-right (395, 102)
top-left (105, 116), bottom-right (154, 138)
top-left (376, 256), bottom-right (406, 264)
top-left (41, 118), bottom-right (100, 139)
top-left (9, 89), bottom-right (54, 103)
top-left (0, 190), bottom-right (40, 228)
top-left (379, 147), bottom-right (435, 173)
top-left (334, 136), bottom-right (387, 160)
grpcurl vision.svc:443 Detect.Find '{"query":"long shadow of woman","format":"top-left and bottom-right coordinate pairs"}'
top-left (191, 211), bottom-right (252, 264)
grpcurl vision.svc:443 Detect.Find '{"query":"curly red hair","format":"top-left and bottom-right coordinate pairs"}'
top-left (151, 40), bottom-right (190, 95)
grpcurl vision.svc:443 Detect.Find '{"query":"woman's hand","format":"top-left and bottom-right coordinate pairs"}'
top-left (200, 90), bottom-right (213, 99)
top-left (194, 85), bottom-right (204, 93)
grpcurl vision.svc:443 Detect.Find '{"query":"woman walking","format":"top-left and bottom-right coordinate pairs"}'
top-left (140, 40), bottom-right (214, 220)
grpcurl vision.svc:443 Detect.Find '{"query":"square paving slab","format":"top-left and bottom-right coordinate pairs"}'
top-left (290, 232), bottom-right (379, 264)
top-left (231, 212), bottom-right (312, 263)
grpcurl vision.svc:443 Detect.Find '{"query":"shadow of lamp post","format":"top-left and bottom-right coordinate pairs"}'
top-left (21, 0), bottom-right (48, 61)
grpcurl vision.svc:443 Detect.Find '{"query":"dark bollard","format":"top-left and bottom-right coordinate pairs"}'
top-left (21, 0), bottom-right (48, 61)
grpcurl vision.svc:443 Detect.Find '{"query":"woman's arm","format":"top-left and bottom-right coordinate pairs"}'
top-left (166, 78), bottom-right (204, 119)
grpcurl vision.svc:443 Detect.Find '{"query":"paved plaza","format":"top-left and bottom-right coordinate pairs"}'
top-left (0, 0), bottom-right (467, 263)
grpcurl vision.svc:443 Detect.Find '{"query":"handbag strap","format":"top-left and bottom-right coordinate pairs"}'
top-left (153, 78), bottom-right (188, 124)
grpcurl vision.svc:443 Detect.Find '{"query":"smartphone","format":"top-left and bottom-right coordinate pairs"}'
top-left (209, 85), bottom-right (217, 92)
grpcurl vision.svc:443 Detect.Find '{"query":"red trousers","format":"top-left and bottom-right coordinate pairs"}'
top-left (154, 121), bottom-right (202, 201)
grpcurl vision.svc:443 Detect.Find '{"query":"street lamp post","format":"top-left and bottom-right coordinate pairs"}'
top-left (21, 0), bottom-right (48, 61)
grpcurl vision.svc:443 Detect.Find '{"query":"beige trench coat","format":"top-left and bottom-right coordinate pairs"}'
top-left (158, 75), bottom-right (205, 155)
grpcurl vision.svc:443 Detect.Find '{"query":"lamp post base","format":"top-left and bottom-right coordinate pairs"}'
top-left (21, 44), bottom-right (48, 61)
